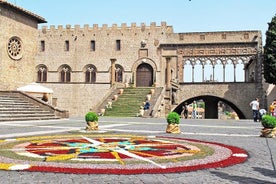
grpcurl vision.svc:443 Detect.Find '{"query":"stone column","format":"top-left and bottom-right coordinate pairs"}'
top-left (178, 55), bottom-right (183, 82)
top-left (166, 57), bottom-right (171, 88)
top-left (110, 58), bottom-right (116, 86)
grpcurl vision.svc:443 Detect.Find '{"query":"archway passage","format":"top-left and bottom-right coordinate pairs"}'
top-left (136, 63), bottom-right (153, 87)
top-left (174, 95), bottom-right (246, 119)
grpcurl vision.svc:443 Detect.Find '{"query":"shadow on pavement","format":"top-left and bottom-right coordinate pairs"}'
top-left (252, 167), bottom-right (276, 178)
top-left (210, 170), bottom-right (276, 184)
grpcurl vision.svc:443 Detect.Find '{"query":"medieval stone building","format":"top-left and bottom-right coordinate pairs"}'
top-left (1, 1), bottom-right (268, 118)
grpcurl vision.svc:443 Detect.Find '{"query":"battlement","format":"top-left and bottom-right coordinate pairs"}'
top-left (40, 22), bottom-right (173, 34)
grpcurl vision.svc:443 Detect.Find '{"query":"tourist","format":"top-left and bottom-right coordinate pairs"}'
top-left (259, 108), bottom-right (267, 121)
top-left (268, 100), bottom-right (276, 116)
top-left (41, 93), bottom-right (48, 103)
top-left (181, 102), bottom-right (188, 119)
top-left (249, 98), bottom-right (259, 122)
top-left (144, 100), bottom-right (150, 110)
top-left (192, 101), bottom-right (197, 119)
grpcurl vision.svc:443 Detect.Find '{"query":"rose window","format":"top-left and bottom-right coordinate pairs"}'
top-left (7, 37), bottom-right (23, 60)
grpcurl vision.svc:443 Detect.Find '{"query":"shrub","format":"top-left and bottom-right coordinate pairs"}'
top-left (85, 112), bottom-right (98, 122)
top-left (261, 115), bottom-right (276, 128)
top-left (166, 112), bottom-right (180, 124)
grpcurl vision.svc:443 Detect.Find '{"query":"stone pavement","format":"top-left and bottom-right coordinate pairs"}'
top-left (0, 117), bottom-right (275, 184)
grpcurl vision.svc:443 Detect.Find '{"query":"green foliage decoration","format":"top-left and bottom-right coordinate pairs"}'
top-left (85, 112), bottom-right (99, 122)
top-left (261, 115), bottom-right (276, 128)
top-left (263, 14), bottom-right (276, 85)
top-left (166, 112), bottom-right (180, 124)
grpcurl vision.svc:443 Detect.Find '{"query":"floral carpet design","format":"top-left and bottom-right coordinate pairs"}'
top-left (0, 134), bottom-right (248, 174)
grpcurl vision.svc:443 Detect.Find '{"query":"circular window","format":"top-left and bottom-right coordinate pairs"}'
top-left (7, 36), bottom-right (23, 60)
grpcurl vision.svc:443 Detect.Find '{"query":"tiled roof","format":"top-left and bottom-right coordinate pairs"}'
top-left (0, 0), bottom-right (47, 23)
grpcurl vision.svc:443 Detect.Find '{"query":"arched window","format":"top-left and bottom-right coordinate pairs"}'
top-left (115, 64), bottom-right (123, 82)
top-left (84, 64), bottom-right (96, 83)
top-left (36, 65), bottom-right (47, 82)
top-left (59, 65), bottom-right (71, 83)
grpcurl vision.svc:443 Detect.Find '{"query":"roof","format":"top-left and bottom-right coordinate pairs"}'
top-left (0, 0), bottom-right (47, 23)
top-left (17, 83), bottom-right (53, 93)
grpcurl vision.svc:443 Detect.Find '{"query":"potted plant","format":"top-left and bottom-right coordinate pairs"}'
top-left (166, 112), bottom-right (181, 134)
top-left (85, 111), bottom-right (99, 131)
top-left (260, 115), bottom-right (276, 138)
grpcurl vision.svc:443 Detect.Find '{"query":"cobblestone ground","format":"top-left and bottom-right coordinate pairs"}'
top-left (0, 117), bottom-right (275, 184)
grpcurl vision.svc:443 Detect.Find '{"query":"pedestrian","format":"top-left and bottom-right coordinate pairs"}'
top-left (144, 100), bottom-right (150, 110)
top-left (269, 100), bottom-right (276, 116)
top-left (249, 98), bottom-right (259, 122)
top-left (259, 108), bottom-right (267, 121)
top-left (181, 102), bottom-right (188, 119)
top-left (41, 93), bottom-right (48, 103)
top-left (192, 101), bottom-right (197, 119)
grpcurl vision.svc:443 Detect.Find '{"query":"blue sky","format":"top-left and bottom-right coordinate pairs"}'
top-left (13, 0), bottom-right (276, 42)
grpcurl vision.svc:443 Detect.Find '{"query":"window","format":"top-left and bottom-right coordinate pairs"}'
top-left (244, 33), bottom-right (249, 39)
top-left (7, 36), bottom-right (23, 60)
top-left (37, 65), bottom-right (47, 82)
top-left (85, 65), bottom-right (96, 83)
top-left (59, 65), bottom-right (71, 82)
top-left (200, 35), bottom-right (205, 40)
top-left (116, 40), bottom-right (121, 51)
top-left (90, 40), bottom-right (95, 51)
top-left (65, 40), bottom-right (69, 51)
top-left (40, 40), bottom-right (45, 52)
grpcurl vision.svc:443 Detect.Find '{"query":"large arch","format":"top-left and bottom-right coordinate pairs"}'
top-left (173, 95), bottom-right (246, 119)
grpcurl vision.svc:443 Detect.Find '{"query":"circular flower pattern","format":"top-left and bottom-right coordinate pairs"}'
top-left (0, 134), bottom-right (248, 174)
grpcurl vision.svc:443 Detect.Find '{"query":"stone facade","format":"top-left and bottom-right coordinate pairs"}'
top-left (0, 1), bottom-right (265, 118)
top-left (0, 0), bottom-right (46, 90)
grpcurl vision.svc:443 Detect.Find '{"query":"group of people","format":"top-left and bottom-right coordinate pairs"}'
top-left (181, 101), bottom-right (198, 119)
top-left (249, 98), bottom-right (276, 122)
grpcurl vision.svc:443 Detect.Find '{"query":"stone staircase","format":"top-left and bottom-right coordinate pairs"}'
top-left (103, 88), bottom-right (154, 117)
top-left (143, 87), bottom-right (164, 117)
top-left (0, 91), bottom-right (68, 121)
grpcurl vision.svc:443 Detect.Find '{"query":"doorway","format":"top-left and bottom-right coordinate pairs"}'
top-left (136, 63), bottom-right (153, 87)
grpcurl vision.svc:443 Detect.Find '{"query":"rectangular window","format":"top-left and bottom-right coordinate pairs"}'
top-left (244, 33), bottom-right (249, 39)
top-left (116, 40), bottom-right (121, 51)
top-left (200, 35), bottom-right (205, 40)
top-left (65, 40), bottom-right (69, 51)
top-left (90, 40), bottom-right (95, 51)
top-left (40, 40), bottom-right (45, 52)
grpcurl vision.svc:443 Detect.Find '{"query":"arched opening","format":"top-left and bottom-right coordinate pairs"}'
top-left (173, 95), bottom-right (246, 119)
top-left (36, 64), bottom-right (48, 82)
top-left (136, 63), bottom-right (153, 87)
top-left (84, 64), bottom-right (97, 83)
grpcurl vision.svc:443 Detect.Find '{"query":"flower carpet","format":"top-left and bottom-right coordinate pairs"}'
top-left (0, 134), bottom-right (248, 174)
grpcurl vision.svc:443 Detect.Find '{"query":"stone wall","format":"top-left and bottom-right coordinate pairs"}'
top-left (0, 4), bottom-right (38, 90)
top-left (177, 83), bottom-right (263, 119)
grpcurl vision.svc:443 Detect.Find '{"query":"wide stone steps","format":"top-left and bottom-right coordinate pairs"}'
top-left (0, 91), bottom-right (62, 121)
top-left (104, 88), bottom-right (153, 117)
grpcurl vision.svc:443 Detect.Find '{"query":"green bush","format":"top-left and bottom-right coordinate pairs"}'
top-left (166, 112), bottom-right (180, 124)
top-left (85, 112), bottom-right (98, 122)
top-left (261, 115), bottom-right (276, 128)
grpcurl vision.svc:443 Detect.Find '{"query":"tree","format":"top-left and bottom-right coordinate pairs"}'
top-left (263, 14), bottom-right (276, 84)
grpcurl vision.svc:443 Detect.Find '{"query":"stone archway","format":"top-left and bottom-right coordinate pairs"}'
top-left (136, 63), bottom-right (153, 87)
top-left (173, 95), bottom-right (246, 119)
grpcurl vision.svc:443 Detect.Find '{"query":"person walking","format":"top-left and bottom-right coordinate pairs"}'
top-left (249, 98), bottom-right (259, 122)
top-left (181, 102), bottom-right (188, 119)
top-left (192, 101), bottom-right (198, 119)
